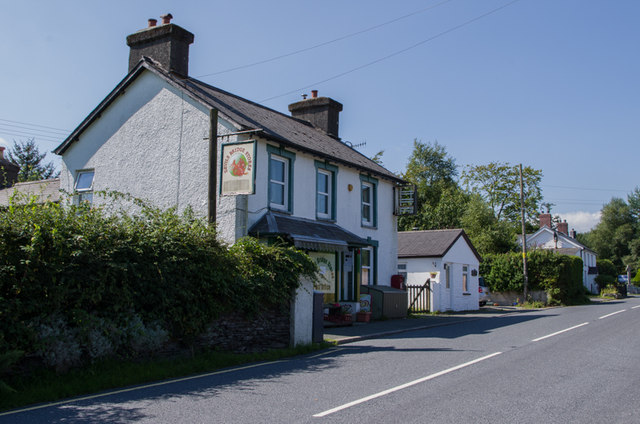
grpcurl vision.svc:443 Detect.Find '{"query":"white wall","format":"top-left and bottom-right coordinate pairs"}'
top-left (401, 237), bottom-right (480, 312)
top-left (60, 72), bottom-right (211, 216)
top-left (60, 69), bottom-right (399, 284)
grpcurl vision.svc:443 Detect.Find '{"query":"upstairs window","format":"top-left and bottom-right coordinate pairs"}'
top-left (75, 170), bottom-right (95, 204)
top-left (315, 161), bottom-right (337, 220)
top-left (267, 145), bottom-right (295, 213)
top-left (360, 175), bottom-right (377, 227)
top-left (269, 155), bottom-right (288, 210)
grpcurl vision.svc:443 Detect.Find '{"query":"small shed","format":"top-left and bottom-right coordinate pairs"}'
top-left (398, 229), bottom-right (482, 312)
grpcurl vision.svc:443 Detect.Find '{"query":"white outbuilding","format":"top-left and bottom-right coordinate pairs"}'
top-left (398, 229), bottom-right (482, 312)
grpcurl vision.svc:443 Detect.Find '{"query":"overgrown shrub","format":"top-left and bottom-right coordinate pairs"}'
top-left (0, 193), bottom-right (317, 372)
top-left (481, 250), bottom-right (586, 305)
top-left (595, 259), bottom-right (617, 290)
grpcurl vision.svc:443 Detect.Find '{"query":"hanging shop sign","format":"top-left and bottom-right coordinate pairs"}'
top-left (310, 252), bottom-right (336, 294)
top-left (220, 140), bottom-right (256, 195)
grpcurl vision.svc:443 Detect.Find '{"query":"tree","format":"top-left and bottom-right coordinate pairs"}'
top-left (461, 162), bottom-right (542, 223)
top-left (460, 194), bottom-right (517, 255)
top-left (7, 138), bottom-right (59, 182)
top-left (398, 140), bottom-right (466, 231)
top-left (583, 197), bottom-right (636, 270)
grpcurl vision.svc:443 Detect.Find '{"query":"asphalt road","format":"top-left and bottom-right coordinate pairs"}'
top-left (3, 298), bottom-right (640, 423)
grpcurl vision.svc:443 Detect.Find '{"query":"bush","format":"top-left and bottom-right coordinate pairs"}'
top-left (481, 250), bottom-right (586, 305)
top-left (0, 193), bottom-right (317, 372)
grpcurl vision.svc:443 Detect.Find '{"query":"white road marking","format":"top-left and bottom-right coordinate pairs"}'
top-left (599, 310), bottom-right (627, 319)
top-left (0, 360), bottom-right (285, 417)
top-left (531, 322), bottom-right (589, 342)
top-left (631, 305), bottom-right (640, 310)
top-left (313, 352), bottom-right (503, 418)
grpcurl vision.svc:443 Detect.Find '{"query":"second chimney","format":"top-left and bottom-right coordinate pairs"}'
top-left (126, 14), bottom-right (194, 76)
top-left (288, 91), bottom-right (343, 139)
top-left (557, 220), bottom-right (569, 236)
top-left (539, 213), bottom-right (552, 229)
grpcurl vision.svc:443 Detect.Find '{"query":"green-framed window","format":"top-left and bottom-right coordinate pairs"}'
top-left (360, 174), bottom-right (378, 227)
top-left (267, 145), bottom-right (295, 213)
top-left (315, 161), bottom-right (338, 220)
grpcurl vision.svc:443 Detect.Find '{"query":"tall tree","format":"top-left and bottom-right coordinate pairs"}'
top-left (460, 194), bottom-right (517, 255)
top-left (7, 138), bottom-right (59, 182)
top-left (398, 140), bottom-right (465, 231)
top-left (583, 197), bottom-right (636, 270)
top-left (461, 162), bottom-right (542, 223)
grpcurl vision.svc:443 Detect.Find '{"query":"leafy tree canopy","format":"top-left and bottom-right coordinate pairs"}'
top-left (7, 138), bottom-right (59, 182)
top-left (398, 140), bottom-right (465, 231)
top-left (461, 162), bottom-right (542, 223)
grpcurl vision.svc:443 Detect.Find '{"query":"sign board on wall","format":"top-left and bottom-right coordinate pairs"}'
top-left (220, 140), bottom-right (256, 195)
top-left (310, 252), bottom-right (336, 294)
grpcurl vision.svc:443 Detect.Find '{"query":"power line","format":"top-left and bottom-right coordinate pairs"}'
top-left (195, 0), bottom-right (457, 79)
top-left (259, 0), bottom-right (523, 103)
top-left (0, 130), bottom-right (62, 144)
top-left (543, 184), bottom-right (629, 193)
top-left (0, 118), bottom-right (69, 133)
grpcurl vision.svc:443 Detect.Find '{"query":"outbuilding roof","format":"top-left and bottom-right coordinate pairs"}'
top-left (398, 229), bottom-right (482, 262)
top-left (54, 58), bottom-right (403, 184)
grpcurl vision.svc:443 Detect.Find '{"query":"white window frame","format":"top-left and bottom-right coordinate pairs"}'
top-left (397, 263), bottom-right (407, 283)
top-left (269, 155), bottom-right (288, 211)
top-left (361, 182), bottom-right (373, 226)
top-left (361, 247), bottom-right (373, 286)
top-left (316, 169), bottom-right (332, 219)
top-left (75, 170), bottom-right (95, 204)
top-left (462, 265), bottom-right (469, 293)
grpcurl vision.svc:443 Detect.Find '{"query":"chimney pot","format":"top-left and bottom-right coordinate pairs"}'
top-left (126, 15), bottom-right (194, 76)
top-left (311, 90), bottom-right (318, 98)
top-left (148, 18), bottom-right (157, 27)
top-left (288, 93), bottom-right (343, 139)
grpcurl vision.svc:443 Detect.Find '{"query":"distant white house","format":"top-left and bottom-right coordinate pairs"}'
top-left (519, 214), bottom-right (598, 294)
top-left (398, 229), bottom-right (482, 312)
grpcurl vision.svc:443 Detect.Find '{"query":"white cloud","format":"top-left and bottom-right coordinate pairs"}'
top-left (0, 137), bottom-right (9, 149)
top-left (560, 211), bottom-right (601, 233)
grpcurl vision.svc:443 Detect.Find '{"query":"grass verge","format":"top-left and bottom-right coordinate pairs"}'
top-left (1, 342), bottom-right (333, 412)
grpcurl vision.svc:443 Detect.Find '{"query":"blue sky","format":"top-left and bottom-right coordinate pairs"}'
top-left (2, 0), bottom-right (638, 232)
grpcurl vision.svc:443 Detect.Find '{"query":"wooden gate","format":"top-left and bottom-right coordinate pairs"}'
top-left (407, 279), bottom-right (431, 313)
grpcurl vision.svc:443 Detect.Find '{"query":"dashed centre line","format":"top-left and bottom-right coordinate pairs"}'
top-left (631, 305), bottom-right (640, 310)
top-left (599, 310), bottom-right (626, 319)
top-left (531, 322), bottom-right (589, 342)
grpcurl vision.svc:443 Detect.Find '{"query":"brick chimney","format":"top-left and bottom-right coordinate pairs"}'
top-left (539, 213), bottom-right (552, 229)
top-left (126, 14), bottom-right (194, 76)
top-left (557, 220), bottom-right (569, 235)
top-left (288, 90), bottom-right (343, 139)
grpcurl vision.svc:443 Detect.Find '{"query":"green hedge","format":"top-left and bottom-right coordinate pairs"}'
top-left (0, 194), bottom-right (316, 371)
top-left (480, 250), bottom-right (585, 305)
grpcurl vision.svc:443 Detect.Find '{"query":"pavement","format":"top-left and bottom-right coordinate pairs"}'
top-left (323, 306), bottom-right (524, 345)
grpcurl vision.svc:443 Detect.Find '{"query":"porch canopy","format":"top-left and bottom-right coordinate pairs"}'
top-left (248, 211), bottom-right (369, 252)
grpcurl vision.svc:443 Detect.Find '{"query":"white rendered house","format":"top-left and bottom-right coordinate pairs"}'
top-left (53, 17), bottom-right (406, 314)
top-left (519, 214), bottom-right (598, 294)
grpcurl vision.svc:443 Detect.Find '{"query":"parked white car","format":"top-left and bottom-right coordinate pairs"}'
top-left (479, 276), bottom-right (490, 307)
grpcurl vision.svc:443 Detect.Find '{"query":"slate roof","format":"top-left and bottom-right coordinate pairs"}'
top-left (249, 211), bottom-right (369, 252)
top-left (54, 58), bottom-right (403, 184)
top-left (0, 178), bottom-right (61, 205)
top-left (398, 229), bottom-right (482, 262)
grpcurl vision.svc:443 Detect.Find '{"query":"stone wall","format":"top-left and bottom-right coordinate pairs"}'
top-left (197, 307), bottom-right (291, 353)
top-left (489, 290), bottom-right (548, 306)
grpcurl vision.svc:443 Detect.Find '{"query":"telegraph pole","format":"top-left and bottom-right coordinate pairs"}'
top-left (519, 164), bottom-right (529, 301)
